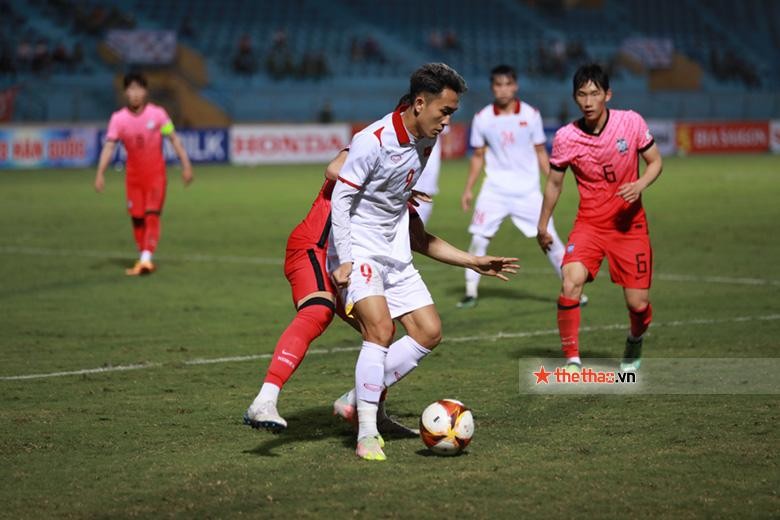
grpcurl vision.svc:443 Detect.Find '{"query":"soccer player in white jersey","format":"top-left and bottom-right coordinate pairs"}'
top-left (458, 65), bottom-right (583, 308)
top-left (330, 63), bottom-right (468, 461)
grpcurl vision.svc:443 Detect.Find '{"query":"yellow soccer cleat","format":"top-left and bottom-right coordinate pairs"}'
top-left (125, 260), bottom-right (155, 276)
top-left (356, 435), bottom-right (387, 461)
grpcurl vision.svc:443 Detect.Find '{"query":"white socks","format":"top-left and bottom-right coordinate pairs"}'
top-left (255, 382), bottom-right (280, 406)
top-left (383, 335), bottom-right (431, 388)
top-left (355, 341), bottom-right (388, 440)
top-left (465, 234), bottom-right (490, 297)
top-left (140, 250), bottom-right (153, 263)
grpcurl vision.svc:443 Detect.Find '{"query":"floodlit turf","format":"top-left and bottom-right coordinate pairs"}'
top-left (0, 155), bottom-right (778, 518)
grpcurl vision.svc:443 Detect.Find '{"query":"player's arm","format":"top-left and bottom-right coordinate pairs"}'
top-left (409, 216), bottom-right (518, 281)
top-left (94, 139), bottom-right (116, 193)
top-left (537, 167), bottom-right (565, 252)
top-left (617, 144), bottom-right (663, 204)
top-left (165, 127), bottom-right (194, 186)
top-left (325, 149), bottom-right (349, 181)
top-left (330, 134), bottom-right (376, 288)
top-left (535, 144), bottom-right (551, 177)
top-left (461, 146), bottom-right (486, 211)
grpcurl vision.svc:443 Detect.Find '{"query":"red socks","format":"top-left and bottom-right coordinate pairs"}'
top-left (264, 302), bottom-right (334, 388)
top-left (143, 212), bottom-right (160, 253)
top-left (629, 303), bottom-right (652, 338)
top-left (131, 217), bottom-right (145, 251)
top-left (557, 296), bottom-right (581, 359)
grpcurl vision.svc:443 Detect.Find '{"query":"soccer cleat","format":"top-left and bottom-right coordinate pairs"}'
top-left (243, 400), bottom-right (287, 432)
top-left (333, 391), bottom-right (357, 427)
top-left (377, 414), bottom-right (419, 437)
top-left (125, 260), bottom-right (155, 276)
top-left (580, 294), bottom-right (589, 306)
top-left (356, 435), bottom-right (387, 461)
top-left (620, 336), bottom-right (643, 372)
top-left (456, 296), bottom-right (478, 309)
top-left (562, 361), bottom-right (582, 373)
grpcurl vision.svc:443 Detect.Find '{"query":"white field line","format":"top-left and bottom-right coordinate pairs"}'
top-left (2, 313), bottom-right (778, 382)
top-left (1, 245), bottom-right (779, 287)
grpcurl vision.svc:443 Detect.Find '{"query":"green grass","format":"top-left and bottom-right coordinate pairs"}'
top-left (0, 155), bottom-right (778, 518)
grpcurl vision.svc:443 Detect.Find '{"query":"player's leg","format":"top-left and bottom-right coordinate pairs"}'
top-left (352, 294), bottom-right (395, 460)
top-left (559, 262), bottom-right (589, 369)
top-left (140, 179), bottom-right (166, 271)
top-left (125, 182), bottom-right (149, 276)
top-left (558, 225), bottom-right (604, 369)
top-left (606, 233), bottom-right (653, 371)
top-left (460, 189), bottom-right (506, 308)
top-left (245, 248), bottom-right (335, 431)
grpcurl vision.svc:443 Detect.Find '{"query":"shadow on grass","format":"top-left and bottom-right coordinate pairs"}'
top-left (442, 285), bottom-right (558, 305)
top-left (242, 406), bottom-right (421, 457)
top-left (414, 448), bottom-right (469, 458)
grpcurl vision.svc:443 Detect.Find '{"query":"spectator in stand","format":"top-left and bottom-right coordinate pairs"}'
top-left (266, 31), bottom-right (294, 79)
top-left (444, 29), bottom-right (461, 51)
top-left (31, 38), bottom-right (50, 74)
top-left (363, 36), bottom-right (386, 63)
top-left (233, 34), bottom-right (257, 75)
top-left (15, 38), bottom-right (33, 70)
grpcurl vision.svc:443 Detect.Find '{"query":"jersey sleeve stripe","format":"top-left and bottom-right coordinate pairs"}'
top-left (337, 176), bottom-right (362, 190)
top-left (638, 138), bottom-right (655, 153)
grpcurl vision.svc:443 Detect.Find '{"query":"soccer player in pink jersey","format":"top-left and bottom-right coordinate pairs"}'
top-left (537, 64), bottom-right (663, 372)
top-left (94, 72), bottom-right (193, 275)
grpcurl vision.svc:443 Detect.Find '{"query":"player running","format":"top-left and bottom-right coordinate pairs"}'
top-left (537, 63), bottom-right (663, 372)
top-left (330, 63), bottom-right (472, 461)
top-left (458, 65), bottom-right (581, 308)
top-left (244, 150), bottom-right (517, 433)
top-left (94, 72), bottom-right (193, 275)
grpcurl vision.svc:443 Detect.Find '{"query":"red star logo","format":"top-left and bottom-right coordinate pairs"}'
top-left (533, 365), bottom-right (552, 384)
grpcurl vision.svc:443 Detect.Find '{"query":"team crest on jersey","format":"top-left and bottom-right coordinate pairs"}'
top-left (616, 138), bottom-right (628, 155)
top-left (146, 120), bottom-right (156, 130)
top-left (518, 121), bottom-right (528, 127)
top-left (567, 243), bottom-right (575, 253)
top-left (390, 154), bottom-right (402, 163)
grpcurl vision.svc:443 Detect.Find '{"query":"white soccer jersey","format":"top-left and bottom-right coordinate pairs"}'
top-left (415, 125), bottom-right (448, 196)
top-left (469, 99), bottom-right (546, 196)
top-left (331, 109), bottom-right (436, 265)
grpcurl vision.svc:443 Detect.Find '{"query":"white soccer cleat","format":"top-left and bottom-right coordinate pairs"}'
top-left (243, 400), bottom-right (287, 432)
top-left (580, 294), bottom-right (589, 306)
top-left (333, 391), bottom-right (357, 427)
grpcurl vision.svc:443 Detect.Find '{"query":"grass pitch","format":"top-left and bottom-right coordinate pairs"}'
top-left (0, 155), bottom-right (778, 518)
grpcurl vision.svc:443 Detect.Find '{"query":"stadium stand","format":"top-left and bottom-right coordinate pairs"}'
top-left (2, 0), bottom-right (778, 123)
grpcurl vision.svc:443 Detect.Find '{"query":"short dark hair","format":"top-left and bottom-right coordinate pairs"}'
top-left (395, 93), bottom-right (413, 110)
top-left (409, 62), bottom-right (467, 100)
top-left (572, 63), bottom-right (609, 94)
top-left (123, 71), bottom-right (148, 89)
top-left (490, 64), bottom-right (517, 82)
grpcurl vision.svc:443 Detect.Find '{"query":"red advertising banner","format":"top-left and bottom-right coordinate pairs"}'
top-left (676, 121), bottom-right (769, 154)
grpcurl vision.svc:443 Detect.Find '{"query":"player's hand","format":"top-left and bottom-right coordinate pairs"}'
top-left (536, 229), bottom-right (553, 252)
top-left (181, 165), bottom-right (194, 187)
top-left (409, 190), bottom-right (432, 207)
top-left (470, 256), bottom-right (519, 281)
top-left (461, 190), bottom-right (473, 212)
top-left (94, 174), bottom-right (105, 193)
top-left (332, 262), bottom-right (353, 289)
top-left (617, 181), bottom-right (642, 204)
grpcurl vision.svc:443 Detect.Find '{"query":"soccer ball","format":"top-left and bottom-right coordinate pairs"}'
top-left (419, 399), bottom-right (474, 456)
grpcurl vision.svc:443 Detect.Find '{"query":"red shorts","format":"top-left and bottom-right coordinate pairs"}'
top-left (562, 223), bottom-right (653, 289)
top-left (126, 177), bottom-right (166, 219)
top-left (284, 247), bottom-right (338, 307)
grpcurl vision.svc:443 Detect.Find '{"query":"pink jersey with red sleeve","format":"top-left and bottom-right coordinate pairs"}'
top-left (550, 109), bottom-right (654, 231)
top-left (106, 103), bottom-right (171, 181)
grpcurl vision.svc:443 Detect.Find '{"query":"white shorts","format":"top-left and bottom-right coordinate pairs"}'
top-left (342, 257), bottom-right (434, 319)
top-left (469, 187), bottom-right (553, 238)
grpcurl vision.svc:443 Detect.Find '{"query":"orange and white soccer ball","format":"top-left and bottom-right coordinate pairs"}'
top-left (419, 399), bottom-right (474, 455)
